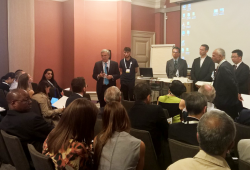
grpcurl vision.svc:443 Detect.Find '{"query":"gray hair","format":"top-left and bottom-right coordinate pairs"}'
top-left (198, 84), bottom-right (216, 102)
top-left (197, 110), bottom-right (236, 155)
top-left (104, 86), bottom-right (121, 103)
top-left (215, 48), bottom-right (225, 58)
top-left (101, 49), bottom-right (110, 56)
top-left (15, 70), bottom-right (24, 80)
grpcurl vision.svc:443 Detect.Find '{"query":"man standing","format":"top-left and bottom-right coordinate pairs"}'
top-left (212, 48), bottom-right (242, 119)
top-left (191, 44), bottom-right (215, 90)
top-left (231, 49), bottom-right (250, 94)
top-left (92, 49), bottom-right (120, 108)
top-left (119, 47), bottom-right (139, 101)
top-left (166, 47), bottom-right (187, 78)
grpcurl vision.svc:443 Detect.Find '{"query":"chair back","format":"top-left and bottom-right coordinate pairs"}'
top-left (31, 83), bottom-right (38, 93)
top-left (130, 128), bottom-right (160, 170)
top-left (94, 119), bottom-right (103, 136)
top-left (168, 138), bottom-right (199, 163)
top-left (63, 90), bottom-right (73, 97)
top-left (239, 159), bottom-right (250, 170)
top-left (0, 131), bottom-right (13, 165)
top-left (27, 144), bottom-right (54, 170)
top-left (234, 123), bottom-right (250, 156)
top-left (83, 93), bottom-right (91, 101)
top-left (1, 130), bottom-right (30, 170)
top-left (31, 99), bottom-right (42, 115)
top-left (163, 108), bottom-right (170, 119)
top-left (121, 100), bottom-right (135, 113)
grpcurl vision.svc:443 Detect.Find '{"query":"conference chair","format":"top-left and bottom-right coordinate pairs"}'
top-left (63, 90), bottom-right (73, 97)
top-left (31, 99), bottom-right (42, 116)
top-left (0, 131), bottom-right (13, 166)
top-left (121, 100), bottom-right (135, 113)
top-left (94, 119), bottom-right (103, 136)
top-left (27, 144), bottom-right (54, 170)
top-left (163, 108), bottom-right (170, 119)
top-left (31, 83), bottom-right (38, 93)
top-left (239, 159), bottom-right (250, 170)
top-left (1, 130), bottom-right (31, 170)
top-left (233, 123), bottom-right (250, 156)
top-left (168, 138), bottom-right (199, 163)
top-left (130, 128), bottom-right (160, 170)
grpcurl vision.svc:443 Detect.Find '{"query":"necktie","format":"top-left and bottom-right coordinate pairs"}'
top-left (104, 62), bottom-right (109, 85)
top-left (233, 65), bottom-right (237, 71)
top-left (174, 60), bottom-right (178, 69)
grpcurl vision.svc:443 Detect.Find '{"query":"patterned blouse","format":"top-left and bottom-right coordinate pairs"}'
top-left (43, 138), bottom-right (93, 170)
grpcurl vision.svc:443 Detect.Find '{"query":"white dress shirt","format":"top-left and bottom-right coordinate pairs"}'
top-left (234, 61), bottom-right (242, 69)
top-left (9, 80), bottom-right (18, 90)
top-left (200, 56), bottom-right (206, 67)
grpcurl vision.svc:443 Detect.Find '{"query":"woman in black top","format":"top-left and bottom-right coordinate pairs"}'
top-left (0, 72), bottom-right (15, 92)
top-left (40, 69), bottom-right (62, 98)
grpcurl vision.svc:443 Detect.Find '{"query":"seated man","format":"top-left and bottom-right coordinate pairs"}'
top-left (167, 110), bottom-right (235, 170)
top-left (98, 86), bottom-right (121, 119)
top-left (0, 89), bottom-right (53, 152)
top-left (198, 84), bottom-right (216, 112)
top-left (128, 83), bottom-right (168, 157)
top-left (169, 92), bottom-right (207, 146)
top-left (65, 77), bottom-right (88, 107)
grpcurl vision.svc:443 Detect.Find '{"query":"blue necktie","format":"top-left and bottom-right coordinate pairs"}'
top-left (104, 62), bottom-right (109, 85)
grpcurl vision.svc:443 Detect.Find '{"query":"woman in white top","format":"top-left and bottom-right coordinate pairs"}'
top-left (94, 102), bottom-right (145, 170)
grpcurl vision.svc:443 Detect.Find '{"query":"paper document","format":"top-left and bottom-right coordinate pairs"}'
top-left (52, 96), bottom-right (68, 109)
top-left (241, 94), bottom-right (250, 109)
top-left (173, 77), bottom-right (193, 83)
top-left (195, 81), bottom-right (213, 86)
top-left (0, 107), bottom-right (6, 112)
top-left (64, 88), bottom-right (70, 91)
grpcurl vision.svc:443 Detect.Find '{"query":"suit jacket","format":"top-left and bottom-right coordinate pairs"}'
top-left (168, 117), bottom-right (199, 146)
top-left (92, 60), bottom-right (120, 91)
top-left (234, 62), bottom-right (250, 94)
top-left (128, 101), bottom-right (169, 157)
top-left (166, 58), bottom-right (188, 78)
top-left (213, 61), bottom-right (239, 107)
top-left (191, 56), bottom-right (215, 83)
top-left (65, 93), bottom-right (89, 107)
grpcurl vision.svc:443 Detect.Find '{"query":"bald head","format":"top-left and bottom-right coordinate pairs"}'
top-left (7, 89), bottom-right (32, 112)
top-left (198, 84), bottom-right (216, 102)
top-left (104, 86), bottom-right (121, 103)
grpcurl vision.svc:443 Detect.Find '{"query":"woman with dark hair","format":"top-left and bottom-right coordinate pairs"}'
top-left (94, 102), bottom-right (145, 170)
top-left (43, 98), bottom-right (98, 170)
top-left (40, 69), bottom-right (62, 98)
top-left (157, 80), bottom-right (186, 123)
top-left (32, 81), bottom-right (63, 125)
top-left (0, 72), bottom-right (15, 92)
top-left (17, 73), bottom-right (34, 97)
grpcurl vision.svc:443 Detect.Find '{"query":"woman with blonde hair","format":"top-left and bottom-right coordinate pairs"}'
top-left (94, 101), bottom-right (145, 170)
top-left (17, 73), bottom-right (34, 97)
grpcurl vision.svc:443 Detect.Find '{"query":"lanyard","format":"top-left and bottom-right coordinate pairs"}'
top-left (47, 80), bottom-right (55, 87)
top-left (124, 58), bottom-right (132, 69)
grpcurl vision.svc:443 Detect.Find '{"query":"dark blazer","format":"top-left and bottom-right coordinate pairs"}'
top-left (166, 58), bottom-right (188, 78)
top-left (191, 56), bottom-right (215, 83)
top-left (128, 101), bottom-right (169, 157)
top-left (235, 109), bottom-right (250, 126)
top-left (213, 61), bottom-right (239, 107)
top-left (169, 117), bottom-right (199, 146)
top-left (92, 60), bottom-right (120, 90)
top-left (234, 62), bottom-right (250, 94)
top-left (65, 93), bottom-right (88, 107)
top-left (0, 82), bottom-right (10, 92)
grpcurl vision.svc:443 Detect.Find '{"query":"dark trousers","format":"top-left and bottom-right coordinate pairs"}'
top-left (121, 82), bottom-right (135, 101)
top-left (98, 84), bottom-right (111, 108)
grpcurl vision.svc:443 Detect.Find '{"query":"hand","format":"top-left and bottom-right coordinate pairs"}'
top-left (98, 71), bottom-right (105, 78)
top-left (61, 91), bottom-right (64, 96)
top-left (238, 94), bottom-right (243, 102)
top-left (107, 75), bottom-right (113, 80)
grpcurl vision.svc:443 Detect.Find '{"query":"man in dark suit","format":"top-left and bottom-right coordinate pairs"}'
top-left (166, 47), bottom-right (187, 78)
top-left (92, 49), bottom-right (120, 108)
top-left (0, 89), bottom-right (53, 152)
top-left (191, 44), bottom-right (215, 90)
top-left (65, 77), bottom-right (89, 107)
top-left (212, 48), bottom-right (242, 119)
top-left (169, 92), bottom-right (207, 146)
top-left (128, 83), bottom-right (169, 157)
top-left (231, 49), bottom-right (250, 94)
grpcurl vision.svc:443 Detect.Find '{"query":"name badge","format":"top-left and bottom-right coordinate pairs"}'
top-left (126, 69), bottom-right (130, 73)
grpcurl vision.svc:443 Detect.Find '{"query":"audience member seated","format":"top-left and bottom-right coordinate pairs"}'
top-left (129, 82), bottom-right (168, 157)
top-left (32, 81), bottom-right (63, 125)
top-left (65, 77), bottom-right (88, 107)
top-left (198, 84), bottom-right (216, 112)
top-left (167, 110), bottom-right (235, 170)
top-left (235, 109), bottom-right (250, 126)
top-left (40, 68), bottom-right (63, 98)
top-left (238, 139), bottom-right (250, 164)
top-left (98, 86), bottom-right (121, 119)
top-left (94, 102), bottom-right (145, 170)
top-left (9, 69), bottom-right (25, 90)
top-left (0, 89), bottom-right (53, 153)
top-left (43, 98), bottom-right (98, 170)
top-left (157, 80), bottom-right (186, 123)
top-left (169, 92), bottom-right (207, 146)
top-left (18, 73), bottom-right (34, 97)
top-left (0, 72), bottom-right (15, 92)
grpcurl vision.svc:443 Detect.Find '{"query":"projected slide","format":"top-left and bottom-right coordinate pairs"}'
top-left (181, 0), bottom-right (250, 68)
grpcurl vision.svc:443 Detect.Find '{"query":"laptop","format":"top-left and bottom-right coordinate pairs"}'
top-left (139, 68), bottom-right (154, 78)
